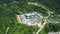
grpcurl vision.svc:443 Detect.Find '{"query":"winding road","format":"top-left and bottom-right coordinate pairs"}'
top-left (27, 2), bottom-right (52, 34)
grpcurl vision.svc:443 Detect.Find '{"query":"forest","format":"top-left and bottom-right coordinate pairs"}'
top-left (0, 0), bottom-right (60, 34)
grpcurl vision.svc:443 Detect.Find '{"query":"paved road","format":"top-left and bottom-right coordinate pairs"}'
top-left (28, 2), bottom-right (52, 34)
top-left (5, 27), bottom-right (9, 34)
top-left (28, 2), bottom-right (53, 12)
top-left (36, 18), bottom-right (48, 34)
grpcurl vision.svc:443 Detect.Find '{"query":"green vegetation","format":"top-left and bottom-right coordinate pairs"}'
top-left (0, 0), bottom-right (60, 34)
top-left (44, 23), bottom-right (60, 33)
top-left (39, 29), bottom-right (47, 34)
top-left (0, 2), bottom-right (39, 34)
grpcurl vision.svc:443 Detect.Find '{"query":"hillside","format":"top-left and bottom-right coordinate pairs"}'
top-left (0, 0), bottom-right (60, 34)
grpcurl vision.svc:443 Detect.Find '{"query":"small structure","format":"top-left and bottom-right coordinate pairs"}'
top-left (17, 12), bottom-right (43, 27)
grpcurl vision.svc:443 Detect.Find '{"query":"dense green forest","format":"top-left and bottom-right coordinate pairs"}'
top-left (0, 0), bottom-right (60, 34)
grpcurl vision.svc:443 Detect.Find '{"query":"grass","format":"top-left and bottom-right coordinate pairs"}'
top-left (0, 0), bottom-right (56, 34)
top-left (7, 16), bottom-right (39, 34)
top-left (39, 29), bottom-right (47, 34)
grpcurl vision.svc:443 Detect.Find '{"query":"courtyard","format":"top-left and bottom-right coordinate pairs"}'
top-left (17, 12), bottom-right (44, 27)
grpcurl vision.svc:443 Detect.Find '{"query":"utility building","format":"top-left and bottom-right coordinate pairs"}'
top-left (17, 12), bottom-right (43, 27)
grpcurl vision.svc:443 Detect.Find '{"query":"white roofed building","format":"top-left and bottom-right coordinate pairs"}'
top-left (17, 12), bottom-right (44, 27)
